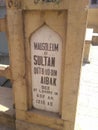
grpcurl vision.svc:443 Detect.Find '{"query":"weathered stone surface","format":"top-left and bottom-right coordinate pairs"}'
top-left (31, 25), bottom-right (62, 112)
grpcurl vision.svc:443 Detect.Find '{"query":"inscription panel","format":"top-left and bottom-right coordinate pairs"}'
top-left (21, 0), bottom-right (68, 10)
top-left (34, 0), bottom-right (60, 4)
top-left (31, 25), bottom-right (62, 112)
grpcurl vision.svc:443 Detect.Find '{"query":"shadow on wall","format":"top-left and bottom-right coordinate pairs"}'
top-left (0, 32), bottom-right (10, 65)
top-left (0, 5), bottom-right (11, 87)
top-left (0, 6), bottom-right (9, 65)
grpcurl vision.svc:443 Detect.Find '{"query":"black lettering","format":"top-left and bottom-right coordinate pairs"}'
top-left (33, 42), bottom-right (59, 51)
top-left (34, 55), bottom-right (37, 65)
top-left (34, 42), bottom-right (38, 49)
top-left (36, 100), bottom-right (45, 104)
top-left (41, 76), bottom-right (44, 84)
top-left (33, 88), bottom-right (37, 91)
top-left (41, 86), bottom-right (50, 90)
top-left (36, 94), bottom-right (45, 98)
top-left (48, 96), bottom-right (54, 100)
top-left (53, 78), bottom-right (56, 86)
top-left (33, 56), bottom-right (55, 67)
top-left (47, 102), bottom-right (53, 106)
top-left (55, 44), bottom-right (59, 51)
top-left (39, 89), bottom-right (52, 94)
top-left (34, 67), bottom-right (44, 74)
top-left (51, 69), bottom-right (57, 76)
top-left (40, 76), bottom-right (57, 86)
top-left (54, 92), bottom-right (58, 95)
top-left (45, 69), bottom-right (50, 75)
top-left (51, 57), bottom-right (55, 67)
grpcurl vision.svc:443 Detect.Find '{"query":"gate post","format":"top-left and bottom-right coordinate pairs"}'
top-left (5, 0), bottom-right (89, 130)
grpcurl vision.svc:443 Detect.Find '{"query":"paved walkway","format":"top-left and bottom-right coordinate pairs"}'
top-left (75, 45), bottom-right (98, 130)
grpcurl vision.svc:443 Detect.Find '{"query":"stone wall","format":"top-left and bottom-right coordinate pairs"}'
top-left (87, 9), bottom-right (98, 44)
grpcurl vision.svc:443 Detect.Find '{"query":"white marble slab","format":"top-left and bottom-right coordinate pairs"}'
top-left (31, 25), bottom-right (62, 112)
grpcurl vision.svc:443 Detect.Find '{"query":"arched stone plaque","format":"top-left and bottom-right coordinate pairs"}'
top-left (31, 25), bottom-right (62, 112)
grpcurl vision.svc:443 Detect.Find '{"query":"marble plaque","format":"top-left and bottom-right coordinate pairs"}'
top-left (31, 25), bottom-right (62, 112)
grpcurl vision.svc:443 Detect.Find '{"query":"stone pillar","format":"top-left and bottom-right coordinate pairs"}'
top-left (5, 0), bottom-right (89, 130)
